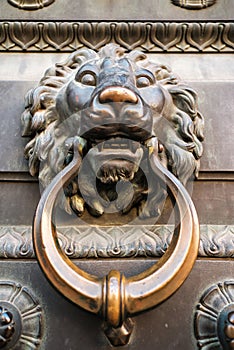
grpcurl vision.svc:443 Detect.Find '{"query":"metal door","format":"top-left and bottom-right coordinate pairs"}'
top-left (0, 1), bottom-right (233, 349)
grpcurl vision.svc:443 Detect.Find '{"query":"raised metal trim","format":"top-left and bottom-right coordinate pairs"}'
top-left (0, 21), bottom-right (234, 52)
top-left (7, 0), bottom-right (55, 10)
top-left (0, 225), bottom-right (233, 258)
top-left (171, 0), bottom-right (216, 9)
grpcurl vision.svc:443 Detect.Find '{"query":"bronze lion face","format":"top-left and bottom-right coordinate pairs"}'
top-left (22, 44), bottom-right (204, 219)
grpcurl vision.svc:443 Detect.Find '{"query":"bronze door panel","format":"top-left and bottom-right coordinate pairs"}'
top-left (0, 0), bottom-right (233, 349)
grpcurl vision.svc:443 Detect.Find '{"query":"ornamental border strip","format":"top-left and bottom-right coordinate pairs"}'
top-left (0, 21), bottom-right (234, 52)
top-left (0, 225), bottom-right (233, 259)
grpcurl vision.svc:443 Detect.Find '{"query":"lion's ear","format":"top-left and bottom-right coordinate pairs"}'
top-left (56, 48), bottom-right (97, 70)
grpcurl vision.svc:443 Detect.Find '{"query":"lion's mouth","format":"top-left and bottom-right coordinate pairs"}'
top-left (94, 137), bottom-right (140, 153)
top-left (83, 137), bottom-right (145, 184)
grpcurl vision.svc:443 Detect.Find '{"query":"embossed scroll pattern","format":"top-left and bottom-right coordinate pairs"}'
top-left (0, 22), bottom-right (233, 52)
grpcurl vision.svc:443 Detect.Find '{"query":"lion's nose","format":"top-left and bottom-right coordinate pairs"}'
top-left (99, 87), bottom-right (138, 104)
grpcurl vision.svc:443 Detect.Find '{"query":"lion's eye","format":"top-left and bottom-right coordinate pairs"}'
top-left (136, 75), bottom-right (154, 88)
top-left (76, 69), bottom-right (97, 86)
top-left (78, 72), bottom-right (97, 86)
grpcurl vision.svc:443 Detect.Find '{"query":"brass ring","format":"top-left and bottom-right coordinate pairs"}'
top-left (33, 138), bottom-right (199, 327)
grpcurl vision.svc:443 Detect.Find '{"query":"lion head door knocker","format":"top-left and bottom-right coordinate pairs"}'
top-left (22, 44), bottom-right (204, 346)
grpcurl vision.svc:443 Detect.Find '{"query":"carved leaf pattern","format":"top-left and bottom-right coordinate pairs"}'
top-left (43, 22), bottom-right (74, 50)
top-left (8, 22), bottom-right (40, 50)
top-left (57, 226), bottom-right (172, 258)
top-left (0, 225), bottom-right (233, 259)
top-left (78, 22), bottom-right (112, 50)
top-left (223, 23), bottom-right (234, 49)
top-left (1, 22), bottom-right (234, 52)
top-left (115, 22), bottom-right (147, 50)
top-left (0, 23), bottom-right (6, 45)
top-left (199, 226), bottom-right (234, 257)
top-left (0, 226), bottom-right (34, 258)
top-left (150, 23), bottom-right (183, 51)
top-left (187, 23), bottom-right (219, 51)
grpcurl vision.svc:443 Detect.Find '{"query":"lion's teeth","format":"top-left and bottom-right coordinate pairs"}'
top-left (92, 137), bottom-right (141, 153)
top-left (103, 138), bottom-right (129, 149)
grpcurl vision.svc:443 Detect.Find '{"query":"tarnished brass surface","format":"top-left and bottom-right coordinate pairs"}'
top-left (0, 0), bottom-right (233, 348)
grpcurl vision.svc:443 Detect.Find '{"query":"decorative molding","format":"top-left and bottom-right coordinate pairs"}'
top-left (7, 0), bottom-right (55, 10)
top-left (0, 281), bottom-right (43, 349)
top-left (0, 225), bottom-right (233, 259)
top-left (57, 225), bottom-right (173, 259)
top-left (0, 21), bottom-right (234, 53)
top-left (171, 0), bottom-right (216, 10)
top-left (194, 281), bottom-right (234, 349)
top-left (0, 226), bottom-right (34, 258)
top-left (199, 226), bottom-right (234, 258)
